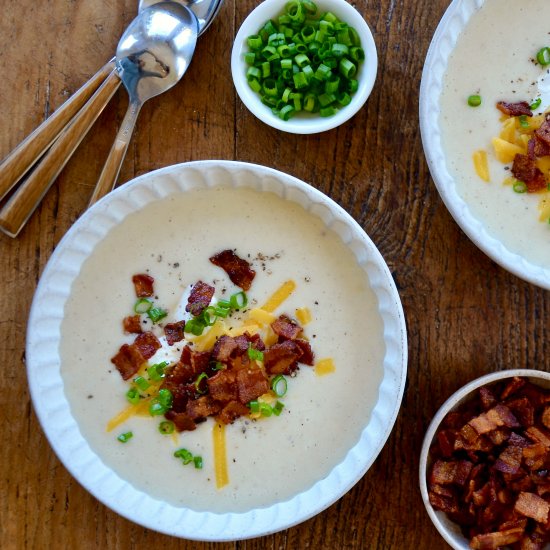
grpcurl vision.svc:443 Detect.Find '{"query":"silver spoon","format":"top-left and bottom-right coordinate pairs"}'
top-left (88, 2), bottom-right (198, 205)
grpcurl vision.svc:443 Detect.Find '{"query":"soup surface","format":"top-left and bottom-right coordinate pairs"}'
top-left (440, 0), bottom-right (550, 268)
top-left (60, 185), bottom-right (384, 513)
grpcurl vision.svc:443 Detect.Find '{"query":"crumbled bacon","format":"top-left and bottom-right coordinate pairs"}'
top-left (123, 315), bottom-right (142, 334)
top-left (186, 395), bottom-right (222, 420)
top-left (186, 281), bottom-right (215, 316)
top-left (207, 370), bottom-right (238, 402)
top-left (528, 136), bottom-right (550, 159)
top-left (271, 315), bottom-right (302, 340)
top-left (217, 401), bottom-right (250, 424)
top-left (209, 249), bottom-right (256, 290)
top-left (164, 410), bottom-right (196, 432)
top-left (133, 331), bottom-right (161, 360)
top-left (511, 154), bottom-right (548, 193)
top-left (164, 320), bottom-right (186, 346)
top-left (535, 115), bottom-right (550, 147)
top-left (263, 340), bottom-right (303, 375)
top-left (110, 344), bottom-right (144, 380)
top-left (236, 368), bottom-right (270, 404)
top-left (132, 273), bottom-right (155, 297)
top-left (428, 378), bottom-right (550, 548)
top-left (496, 101), bottom-right (532, 117)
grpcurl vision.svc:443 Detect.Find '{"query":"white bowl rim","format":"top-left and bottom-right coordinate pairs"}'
top-left (419, 0), bottom-right (550, 290)
top-left (419, 369), bottom-right (550, 550)
top-left (231, 0), bottom-right (378, 134)
top-left (26, 160), bottom-right (407, 541)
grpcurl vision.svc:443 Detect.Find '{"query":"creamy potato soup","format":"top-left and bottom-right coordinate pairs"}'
top-left (60, 186), bottom-right (384, 513)
top-left (440, 0), bottom-right (550, 268)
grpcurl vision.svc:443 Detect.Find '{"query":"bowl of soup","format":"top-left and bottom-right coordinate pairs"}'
top-left (26, 160), bottom-right (407, 540)
top-left (420, 0), bottom-right (550, 289)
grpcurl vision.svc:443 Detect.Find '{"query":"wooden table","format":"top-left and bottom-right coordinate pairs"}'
top-left (1, 1), bottom-right (548, 548)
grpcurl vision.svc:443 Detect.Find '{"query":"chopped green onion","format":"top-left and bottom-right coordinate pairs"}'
top-left (530, 98), bottom-right (542, 110)
top-left (249, 400), bottom-right (260, 413)
top-left (260, 402), bottom-right (273, 417)
top-left (194, 372), bottom-right (209, 394)
top-left (126, 387), bottom-right (140, 405)
top-left (513, 181), bottom-right (527, 194)
top-left (536, 47), bottom-right (550, 66)
top-left (134, 298), bottom-right (152, 314)
top-left (174, 448), bottom-right (194, 465)
top-left (149, 400), bottom-right (166, 416)
top-left (158, 388), bottom-right (173, 409)
top-left (117, 431), bottom-right (133, 443)
top-left (273, 401), bottom-right (285, 416)
top-left (184, 318), bottom-right (205, 336)
top-left (147, 307), bottom-right (168, 324)
top-left (247, 345), bottom-right (264, 362)
top-left (158, 420), bottom-right (175, 435)
top-left (229, 291), bottom-right (248, 309)
top-left (271, 375), bottom-right (288, 397)
top-left (467, 94), bottom-right (482, 107)
top-left (134, 376), bottom-right (150, 391)
top-left (147, 361), bottom-right (168, 382)
top-left (519, 115), bottom-right (530, 128)
top-left (212, 361), bottom-right (225, 371)
top-left (193, 456), bottom-right (203, 469)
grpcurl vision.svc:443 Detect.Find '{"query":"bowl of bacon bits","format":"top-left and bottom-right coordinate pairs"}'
top-left (231, 0), bottom-right (378, 134)
top-left (420, 370), bottom-right (550, 550)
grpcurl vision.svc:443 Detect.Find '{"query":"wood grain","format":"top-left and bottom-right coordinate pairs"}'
top-left (0, 1), bottom-right (548, 549)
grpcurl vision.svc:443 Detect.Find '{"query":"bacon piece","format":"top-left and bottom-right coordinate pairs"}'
top-left (526, 426), bottom-right (550, 448)
top-left (528, 136), bottom-right (550, 159)
top-left (514, 492), bottom-right (550, 524)
top-left (212, 335), bottom-right (238, 362)
top-left (468, 404), bottom-right (520, 435)
top-left (507, 397), bottom-right (535, 428)
top-left (501, 376), bottom-right (526, 399)
top-left (123, 315), bottom-right (142, 334)
top-left (271, 315), bottom-right (302, 340)
top-left (207, 370), bottom-right (238, 403)
top-left (428, 491), bottom-right (458, 514)
top-left (263, 340), bottom-right (303, 375)
top-left (186, 281), bottom-right (215, 316)
top-left (479, 386), bottom-right (497, 410)
top-left (429, 459), bottom-right (473, 486)
top-left (511, 154), bottom-right (547, 193)
top-left (494, 445), bottom-right (523, 475)
top-left (110, 344), bottom-right (144, 380)
top-left (236, 368), bottom-right (269, 404)
top-left (535, 115), bottom-right (550, 147)
top-left (133, 331), bottom-right (161, 360)
top-left (496, 100), bottom-right (532, 117)
top-left (209, 249), bottom-right (256, 290)
top-left (132, 273), bottom-right (155, 297)
top-left (470, 527), bottom-right (524, 549)
top-left (186, 395), bottom-right (222, 420)
top-left (295, 339), bottom-right (314, 365)
top-left (164, 321), bottom-right (186, 346)
top-left (164, 410), bottom-right (196, 432)
top-left (542, 406), bottom-right (550, 430)
top-left (217, 401), bottom-right (250, 424)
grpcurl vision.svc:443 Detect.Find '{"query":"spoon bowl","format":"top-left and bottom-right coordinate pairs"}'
top-left (89, 2), bottom-right (198, 204)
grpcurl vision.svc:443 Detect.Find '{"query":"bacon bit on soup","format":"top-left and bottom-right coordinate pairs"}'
top-left (111, 343), bottom-right (145, 380)
top-left (186, 281), bottom-right (215, 316)
top-left (512, 154), bottom-right (547, 193)
top-left (123, 315), bottom-right (142, 334)
top-left (427, 377), bottom-right (550, 549)
top-left (164, 320), bottom-right (186, 346)
top-left (496, 100), bottom-right (533, 117)
top-left (209, 249), bottom-right (256, 290)
top-left (132, 273), bottom-right (155, 297)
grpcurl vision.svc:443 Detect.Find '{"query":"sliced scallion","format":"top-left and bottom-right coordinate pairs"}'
top-left (271, 375), bottom-right (288, 397)
top-left (536, 46), bottom-right (550, 66)
top-left (158, 420), bottom-right (175, 435)
top-left (117, 431), bottom-right (133, 443)
top-left (147, 307), bottom-right (168, 324)
top-left (467, 94), bottom-right (482, 107)
top-left (134, 298), bottom-right (152, 314)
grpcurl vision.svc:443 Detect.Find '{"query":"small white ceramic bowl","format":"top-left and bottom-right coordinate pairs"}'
top-left (419, 369), bottom-right (550, 550)
top-left (231, 0), bottom-right (378, 134)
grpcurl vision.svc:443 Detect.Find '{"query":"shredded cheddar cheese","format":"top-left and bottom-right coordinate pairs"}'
top-left (314, 358), bottom-right (335, 376)
top-left (247, 307), bottom-right (276, 326)
top-left (295, 307), bottom-right (312, 325)
top-left (213, 422), bottom-right (229, 489)
top-left (261, 280), bottom-right (296, 312)
top-left (106, 398), bottom-right (151, 432)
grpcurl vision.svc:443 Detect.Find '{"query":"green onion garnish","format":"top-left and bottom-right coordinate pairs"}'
top-left (147, 307), bottom-right (168, 324)
top-left (126, 387), bottom-right (140, 405)
top-left (193, 456), bottom-right (203, 469)
top-left (519, 115), bottom-right (530, 128)
top-left (158, 420), bottom-right (175, 435)
top-left (247, 345), bottom-right (264, 362)
top-left (158, 388), bottom-right (173, 409)
top-left (134, 375), bottom-right (150, 391)
top-left (147, 361), bottom-right (168, 382)
top-left (174, 448), bottom-right (194, 465)
top-left (117, 431), bottom-right (133, 443)
top-left (249, 400), bottom-right (260, 414)
top-left (536, 47), bottom-right (550, 66)
top-left (530, 98), bottom-right (542, 110)
top-left (194, 372), bottom-right (209, 394)
top-left (273, 401), bottom-right (285, 416)
top-left (260, 402), bottom-right (273, 417)
top-left (229, 291), bottom-right (248, 310)
top-left (271, 375), bottom-right (288, 397)
top-left (513, 181), bottom-right (527, 194)
top-left (134, 298), bottom-right (152, 314)
top-left (184, 318), bottom-right (204, 336)
top-left (467, 94), bottom-right (481, 107)
top-left (149, 400), bottom-right (166, 416)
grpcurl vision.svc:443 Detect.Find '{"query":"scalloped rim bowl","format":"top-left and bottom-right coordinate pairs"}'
top-left (419, 369), bottom-right (550, 550)
top-left (231, 0), bottom-right (378, 134)
top-left (419, 0), bottom-right (550, 290)
top-left (26, 161), bottom-right (407, 541)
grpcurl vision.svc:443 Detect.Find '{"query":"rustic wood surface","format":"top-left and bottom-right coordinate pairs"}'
top-left (1, 0), bottom-right (548, 548)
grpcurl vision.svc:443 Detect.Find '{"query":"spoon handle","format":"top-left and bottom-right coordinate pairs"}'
top-left (0, 60), bottom-right (115, 204)
top-left (88, 101), bottom-right (142, 206)
top-left (0, 71), bottom-right (121, 238)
